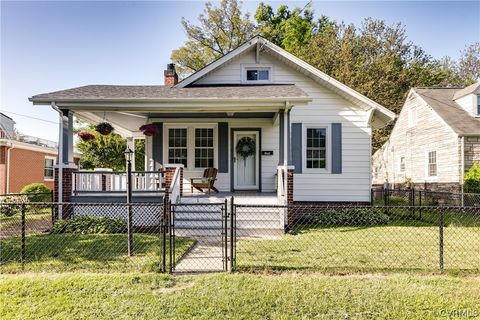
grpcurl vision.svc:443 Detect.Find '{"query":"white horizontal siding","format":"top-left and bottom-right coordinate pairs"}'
top-left (372, 92), bottom-right (460, 185)
top-left (195, 49), bottom-right (373, 202)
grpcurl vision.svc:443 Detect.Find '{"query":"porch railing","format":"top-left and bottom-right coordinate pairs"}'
top-left (72, 171), bottom-right (163, 195)
top-left (168, 167), bottom-right (182, 204)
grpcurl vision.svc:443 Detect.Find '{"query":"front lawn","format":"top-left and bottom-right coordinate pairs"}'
top-left (0, 233), bottom-right (195, 273)
top-left (236, 225), bottom-right (480, 273)
top-left (1, 272), bottom-right (479, 319)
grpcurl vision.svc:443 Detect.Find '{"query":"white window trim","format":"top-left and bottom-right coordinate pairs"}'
top-left (241, 64), bottom-right (273, 84)
top-left (399, 156), bottom-right (406, 173)
top-left (476, 94), bottom-right (480, 117)
top-left (424, 149), bottom-right (438, 180)
top-left (163, 123), bottom-right (218, 171)
top-left (44, 156), bottom-right (56, 181)
top-left (302, 124), bottom-right (331, 173)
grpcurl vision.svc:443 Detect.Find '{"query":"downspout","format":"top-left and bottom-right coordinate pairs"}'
top-left (5, 143), bottom-right (13, 193)
top-left (51, 102), bottom-right (63, 218)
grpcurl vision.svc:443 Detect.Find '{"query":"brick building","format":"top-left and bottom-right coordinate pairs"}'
top-left (0, 113), bottom-right (79, 194)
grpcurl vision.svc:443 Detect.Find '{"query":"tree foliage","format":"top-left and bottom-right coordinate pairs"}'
top-left (75, 122), bottom-right (145, 171)
top-left (171, 0), bottom-right (256, 78)
top-left (171, 0), bottom-right (476, 151)
top-left (464, 162), bottom-right (480, 193)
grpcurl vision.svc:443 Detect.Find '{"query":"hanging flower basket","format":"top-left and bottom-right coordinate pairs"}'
top-left (77, 130), bottom-right (96, 142)
top-left (236, 137), bottom-right (256, 160)
top-left (95, 122), bottom-right (114, 135)
top-left (139, 124), bottom-right (159, 136)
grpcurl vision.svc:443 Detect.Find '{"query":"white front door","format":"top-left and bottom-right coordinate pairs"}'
top-left (233, 131), bottom-right (260, 190)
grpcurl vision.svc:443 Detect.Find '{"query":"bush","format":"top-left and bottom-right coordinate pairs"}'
top-left (311, 207), bottom-right (389, 227)
top-left (51, 216), bottom-right (127, 234)
top-left (464, 162), bottom-right (480, 193)
top-left (20, 183), bottom-right (52, 202)
top-left (0, 195), bottom-right (29, 217)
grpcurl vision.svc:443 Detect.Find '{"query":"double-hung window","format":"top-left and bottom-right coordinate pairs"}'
top-left (427, 151), bottom-right (437, 177)
top-left (399, 156), bottom-right (406, 172)
top-left (195, 128), bottom-right (214, 168)
top-left (44, 157), bottom-right (55, 180)
top-left (306, 128), bottom-right (327, 169)
top-left (168, 128), bottom-right (187, 167)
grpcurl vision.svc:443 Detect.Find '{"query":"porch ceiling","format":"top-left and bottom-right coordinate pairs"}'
top-left (75, 110), bottom-right (280, 138)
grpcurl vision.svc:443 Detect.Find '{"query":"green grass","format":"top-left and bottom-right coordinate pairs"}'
top-left (0, 209), bottom-right (52, 229)
top-left (1, 272), bottom-right (479, 319)
top-left (0, 233), bottom-right (195, 273)
top-left (236, 225), bottom-right (480, 273)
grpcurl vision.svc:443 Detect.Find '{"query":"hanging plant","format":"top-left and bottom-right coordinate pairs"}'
top-left (139, 124), bottom-right (159, 136)
top-left (236, 137), bottom-right (256, 161)
top-left (77, 130), bottom-right (96, 142)
top-left (95, 122), bottom-right (114, 135)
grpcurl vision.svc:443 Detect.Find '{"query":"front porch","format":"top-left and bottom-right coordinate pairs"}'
top-left (70, 168), bottom-right (282, 205)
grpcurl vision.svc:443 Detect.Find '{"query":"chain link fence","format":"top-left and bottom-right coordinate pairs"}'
top-left (371, 188), bottom-right (480, 207)
top-left (0, 202), bottom-right (195, 273)
top-left (233, 204), bottom-right (480, 273)
top-left (1, 200), bottom-right (480, 274)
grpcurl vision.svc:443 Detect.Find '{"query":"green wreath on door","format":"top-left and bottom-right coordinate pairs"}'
top-left (236, 137), bottom-right (256, 166)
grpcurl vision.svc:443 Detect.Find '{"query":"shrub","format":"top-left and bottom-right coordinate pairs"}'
top-left (20, 183), bottom-right (52, 202)
top-left (0, 195), bottom-right (29, 217)
top-left (51, 216), bottom-right (127, 234)
top-left (464, 162), bottom-right (480, 193)
top-left (311, 207), bottom-right (389, 227)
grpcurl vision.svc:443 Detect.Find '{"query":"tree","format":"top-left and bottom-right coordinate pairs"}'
top-left (171, 0), bottom-right (256, 78)
top-left (457, 42), bottom-right (480, 84)
top-left (255, 2), bottom-right (323, 52)
top-left (75, 121), bottom-right (145, 171)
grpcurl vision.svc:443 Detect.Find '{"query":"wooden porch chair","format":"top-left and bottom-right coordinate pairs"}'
top-left (190, 167), bottom-right (219, 194)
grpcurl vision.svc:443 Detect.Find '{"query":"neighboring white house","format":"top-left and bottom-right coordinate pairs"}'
top-left (372, 82), bottom-right (480, 192)
top-left (30, 36), bottom-right (395, 204)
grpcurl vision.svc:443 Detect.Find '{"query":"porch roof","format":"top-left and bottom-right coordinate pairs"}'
top-left (29, 84), bottom-right (311, 105)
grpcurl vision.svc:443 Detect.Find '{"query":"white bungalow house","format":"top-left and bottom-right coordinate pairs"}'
top-left (30, 36), bottom-right (395, 207)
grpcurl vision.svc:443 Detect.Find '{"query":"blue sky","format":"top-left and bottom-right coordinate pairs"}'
top-left (1, 1), bottom-right (479, 141)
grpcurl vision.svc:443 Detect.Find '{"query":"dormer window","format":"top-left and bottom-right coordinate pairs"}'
top-left (246, 69), bottom-right (269, 81)
top-left (242, 65), bottom-right (272, 83)
top-left (408, 106), bottom-right (417, 127)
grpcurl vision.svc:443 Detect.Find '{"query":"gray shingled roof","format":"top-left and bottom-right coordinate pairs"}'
top-left (414, 88), bottom-right (480, 135)
top-left (452, 82), bottom-right (480, 100)
top-left (30, 84), bottom-right (310, 103)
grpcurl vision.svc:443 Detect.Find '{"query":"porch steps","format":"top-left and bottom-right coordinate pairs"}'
top-left (172, 203), bottom-right (283, 230)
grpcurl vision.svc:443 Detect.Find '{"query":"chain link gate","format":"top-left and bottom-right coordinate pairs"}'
top-left (168, 199), bottom-right (235, 273)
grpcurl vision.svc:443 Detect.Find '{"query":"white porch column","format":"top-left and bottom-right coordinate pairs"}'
top-left (61, 109), bottom-right (75, 166)
top-left (126, 137), bottom-right (136, 171)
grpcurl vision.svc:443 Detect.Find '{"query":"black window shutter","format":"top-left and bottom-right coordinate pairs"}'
top-left (218, 122), bottom-right (229, 173)
top-left (331, 123), bottom-right (342, 174)
top-left (291, 123), bottom-right (302, 173)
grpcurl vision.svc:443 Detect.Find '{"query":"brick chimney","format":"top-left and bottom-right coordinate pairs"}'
top-left (164, 63), bottom-right (178, 87)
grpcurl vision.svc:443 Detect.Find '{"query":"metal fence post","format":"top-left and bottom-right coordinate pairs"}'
top-left (161, 197), bottom-right (167, 273)
top-left (439, 208), bottom-right (444, 273)
top-left (21, 203), bottom-right (26, 269)
top-left (50, 190), bottom-right (55, 224)
top-left (410, 187), bottom-right (415, 217)
top-left (169, 200), bottom-right (174, 273)
top-left (224, 199), bottom-right (228, 272)
top-left (230, 196), bottom-right (235, 272)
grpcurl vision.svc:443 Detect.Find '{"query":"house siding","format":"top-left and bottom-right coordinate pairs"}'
top-left (372, 90), bottom-right (461, 187)
top-left (3, 147), bottom-right (56, 193)
top-left (196, 49), bottom-right (373, 202)
top-left (455, 94), bottom-right (476, 116)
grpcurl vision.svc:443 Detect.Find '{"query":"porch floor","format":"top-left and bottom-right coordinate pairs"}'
top-left (180, 191), bottom-right (279, 205)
